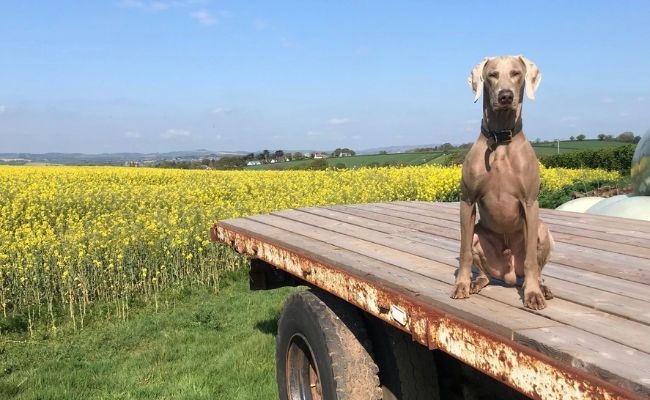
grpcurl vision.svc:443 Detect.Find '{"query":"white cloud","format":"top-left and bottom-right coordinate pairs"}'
top-left (161, 128), bottom-right (190, 139)
top-left (150, 1), bottom-right (170, 10)
top-left (191, 9), bottom-right (216, 26)
top-left (212, 107), bottom-right (233, 115)
top-left (118, 0), bottom-right (145, 8)
top-left (119, 1), bottom-right (207, 11)
top-left (119, 1), bottom-right (226, 22)
top-left (124, 131), bottom-right (141, 139)
top-left (328, 117), bottom-right (350, 125)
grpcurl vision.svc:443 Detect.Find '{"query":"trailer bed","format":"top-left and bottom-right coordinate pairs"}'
top-left (213, 201), bottom-right (650, 399)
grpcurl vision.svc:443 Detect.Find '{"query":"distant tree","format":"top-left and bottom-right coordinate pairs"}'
top-left (569, 135), bottom-right (575, 141)
top-left (332, 148), bottom-right (356, 157)
top-left (262, 149), bottom-right (270, 162)
top-left (274, 150), bottom-right (284, 158)
top-left (616, 132), bottom-right (636, 143)
top-left (576, 134), bottom-right (586, 141)
top-left (379, 150), bottom-right (388, 155)
top-left (292, 152), bottom-right (306, 161)
top-left (597, 133), bottom-right (606, 141)
top-left (211, 156), bottom-right (247, 170)
top-left (439, 143), bottom-right (453, 151)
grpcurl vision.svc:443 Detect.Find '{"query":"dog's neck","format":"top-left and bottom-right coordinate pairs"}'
top-left (481, 101), bottom-right (523, 135)
top-left (480, 99), bottom-right (523, 148)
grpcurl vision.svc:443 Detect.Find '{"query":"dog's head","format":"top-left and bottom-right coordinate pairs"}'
top-left (468, 55), bottom-right (541, 109)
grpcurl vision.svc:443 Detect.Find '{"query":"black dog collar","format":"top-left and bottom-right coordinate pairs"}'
top-left (481, 128), bottom-right (520, 150)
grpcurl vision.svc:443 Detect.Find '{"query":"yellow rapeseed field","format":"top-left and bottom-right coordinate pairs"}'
top-left (0, 164), bottom-right (619, 331)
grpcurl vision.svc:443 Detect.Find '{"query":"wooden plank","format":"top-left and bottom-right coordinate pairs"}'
top-left (327, 206), bottom-right (460, 240)
top-left (218, 212), bottom-right (650, 397)
top-left (389, 229), bottom-right (650, 307)
top-left (425, 200), bottom-right (650, 233)
top-left (326, 204), bottom-right (461, 239)
top-left (325, 204), bottom-right (650, 305)
top-left (515, 326), bottom-right (650, 397)
top-left (219, 217), bottom-right (559, 337)
top-left (300, 206), bottom-right (414, 234)
top-left (406, 200), bottom-right (650, 238)
top-left (539, 214), bottom-right (650, 240)
top-left (549, 244), bottom-right (650, 284)
top-left (538, 275), bottom-right (650, 325)
top-left (540, 208), bottom-right (650, 235)
top-left (549, 230), bottom-right (650, 259)
top-left (430, 200), bottom-right (650, 250)
top-left (252, 210), bottom-right (650, 354)
top-left (534, 219), bottom-right (650, 248)
top-left (365, 202), bottom-right (650, 283)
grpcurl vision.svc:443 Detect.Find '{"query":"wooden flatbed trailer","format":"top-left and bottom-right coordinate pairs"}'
top-left (212, 201), bottom-right (650, 399)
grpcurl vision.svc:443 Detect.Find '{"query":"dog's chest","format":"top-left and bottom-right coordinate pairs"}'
top-left (470, 148), bottom-right (523, 192)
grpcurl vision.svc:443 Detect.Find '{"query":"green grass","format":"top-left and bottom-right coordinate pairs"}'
top-left (531, 139), bottom-right (624, 156)
top-left (245, 140), bottom-right (628, 170)
top-left (0, 268), bottom-right (297, 400)
top-left (245, 152), bottom-right (444, 170)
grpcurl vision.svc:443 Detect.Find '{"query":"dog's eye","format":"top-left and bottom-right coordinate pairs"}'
top-left (510, 71), bottom-right (521, 78)
top-left (488, 72), bottom-right (499, 79)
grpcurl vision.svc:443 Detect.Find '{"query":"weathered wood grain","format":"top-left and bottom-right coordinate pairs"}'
top-left (216, 201), bottom-right (650, 397)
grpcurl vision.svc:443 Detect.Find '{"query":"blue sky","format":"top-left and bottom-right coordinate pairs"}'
top-left (1, 1), bottom-right (649, 154)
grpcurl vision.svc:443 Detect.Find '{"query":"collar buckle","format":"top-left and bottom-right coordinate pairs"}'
top-left (491, 130), bottom-right (513, 144)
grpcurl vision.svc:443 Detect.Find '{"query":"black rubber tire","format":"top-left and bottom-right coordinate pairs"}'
top-left (367, 316), bottom-right (440, 400)
top-left (276, 289), bottom-right (382, 400)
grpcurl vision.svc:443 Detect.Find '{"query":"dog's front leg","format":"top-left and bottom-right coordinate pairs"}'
top-left (451, 199), bottom-right (476, 299)
top-left (521, 199), bottom-right (546, 309)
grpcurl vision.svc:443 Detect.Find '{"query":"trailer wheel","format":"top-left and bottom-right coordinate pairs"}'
top-left (367, 317), bottom-right (440, 400)
top-left (276, 289), bottom-right (382, 400)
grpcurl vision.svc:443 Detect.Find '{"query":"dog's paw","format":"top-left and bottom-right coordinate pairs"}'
top-left (470, 276), bottom-right (490, 294)
top-left (524, 290), bottom-right (547, 310)
top-left (451, 283), bottom-right (470, 299)
top-left (541, 284), bottom-right (554, 300)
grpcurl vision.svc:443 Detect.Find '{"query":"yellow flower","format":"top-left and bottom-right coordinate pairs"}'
top-left (0, 164), bottom-right (619, 324)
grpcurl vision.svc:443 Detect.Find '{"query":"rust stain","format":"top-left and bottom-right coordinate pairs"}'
top-left (213, 222), bottom-right (644, 400)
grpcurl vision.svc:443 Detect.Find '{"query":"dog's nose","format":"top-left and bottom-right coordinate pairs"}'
top-left (498, 90), bottom-right (514, 105)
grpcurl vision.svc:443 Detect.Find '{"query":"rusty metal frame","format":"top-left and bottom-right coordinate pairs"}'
top-left (212, 222), bottom-right (643, 400)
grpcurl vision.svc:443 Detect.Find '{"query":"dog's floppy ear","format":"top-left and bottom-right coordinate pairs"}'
top-left (519, 55), bottom-right (542, 100)
top-left (468, 58), bottom-right (489, 103)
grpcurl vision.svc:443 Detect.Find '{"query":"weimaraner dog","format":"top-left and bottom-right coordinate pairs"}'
top-left (451, 55), bottom-right (554, 310)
